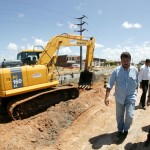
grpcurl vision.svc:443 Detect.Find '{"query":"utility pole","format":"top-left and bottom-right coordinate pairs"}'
top-left (74, 15), bottom-right (88, 70)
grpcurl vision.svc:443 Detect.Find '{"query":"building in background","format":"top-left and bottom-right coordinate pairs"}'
top-left (56, 55), bottom-right (80, 68)
top-left (56, 55), bottom-right (107, 68)
top-left (92, 58), bottom-right (106, 67)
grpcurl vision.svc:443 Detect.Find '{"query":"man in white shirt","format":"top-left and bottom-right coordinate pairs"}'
top-left (138, 59), bottom-right (150, 109)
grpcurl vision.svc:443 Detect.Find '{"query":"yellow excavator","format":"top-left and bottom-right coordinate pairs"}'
top-left (0, 34), bottom-right (95, 120)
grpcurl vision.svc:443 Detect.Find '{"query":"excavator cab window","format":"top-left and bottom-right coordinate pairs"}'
top-left (32, 56), bottom-right (37, 64)
top-left (17, 51), bottom-right (42, 65)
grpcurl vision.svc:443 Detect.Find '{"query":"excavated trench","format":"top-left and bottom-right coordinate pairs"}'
top-left (58, 69), bottom-right (112, 85)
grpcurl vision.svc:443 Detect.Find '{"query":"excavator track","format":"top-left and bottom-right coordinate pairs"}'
top-left (7, 85), bottom-right (79, 120)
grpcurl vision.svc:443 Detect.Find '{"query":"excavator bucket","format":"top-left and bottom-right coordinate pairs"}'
top-left (78, 70), bottom-right (93, 90)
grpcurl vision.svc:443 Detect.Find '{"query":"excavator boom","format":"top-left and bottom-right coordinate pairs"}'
top-left (37, 34), bottom-right (95, 68)
top-left (37, 34), bottom-right (95, 89)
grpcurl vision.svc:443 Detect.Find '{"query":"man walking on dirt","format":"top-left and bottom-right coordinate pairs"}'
top-left (104, 52), bottom-right (138, 144)
top-left (138, 59), bottom-right (150, 110)
top-left (144, 80), bottom-right (150, 147)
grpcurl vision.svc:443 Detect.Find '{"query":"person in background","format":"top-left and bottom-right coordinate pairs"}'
top-left (144, 80), bottom-right (150, 147)
top-left (138, 59), bottom-right (150, 110)
top-left (104, 52), bottom-right (138, 144)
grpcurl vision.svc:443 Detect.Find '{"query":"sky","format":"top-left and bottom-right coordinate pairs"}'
top-left (0, 0), bottom-right (150, 64)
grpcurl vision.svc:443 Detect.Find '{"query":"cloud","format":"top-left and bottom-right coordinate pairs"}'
top-left (22, 38), bottom-right (27, 41)
top-left (122, 21), bottom-right (142, 29)
top-left (74, 2), bottom-right (83, 10)
top-left (19, 38), bottom-right (47, 50)
top-left (19, 44), bottom-right (33, 50)
top-left (34, 38), bottom-right (47, 47)
top-left (74, 5), bottom-right (81, 10)
top-left (74, 2), bottom-right (87, 10)
top-left (59, 47), bottom-right (72, 54)
top-left (68, 21), bottom-right (78, 29)
top-left (98, 9), bottom-right (103, 15)
top-left (143, 41), bottom-right (150, 47)
top-left (7, 43), bottom-right (18, 50)
top-left (57, 22), bottom-right (63, 27)
top-left (95, 43), bottom-right (104, 48)
top-left (26, 44), bottom-right (34, 49)
top-left (17, 13), bottom-right (24, 18)
top-left (7, 37), bottom-right (149, 65)
top-left (0, 54), bottom-right (16, 61)
top-left (95, 41), bottom-right (150, 63)
top-left (23, 38), bottom-right (47, 50)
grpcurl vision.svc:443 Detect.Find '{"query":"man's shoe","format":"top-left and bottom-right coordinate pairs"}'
top-left (114, 131), bottom-right (124, 145)
top-left (142, 106), bottom-right (146, 110)
top-left (117, 131), bottom-right (123, 137)
top-left (123, 131), bottom-right (128, 138)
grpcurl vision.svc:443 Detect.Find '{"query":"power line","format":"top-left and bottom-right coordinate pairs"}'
top-left (74, 15), bottom-right (88, 70)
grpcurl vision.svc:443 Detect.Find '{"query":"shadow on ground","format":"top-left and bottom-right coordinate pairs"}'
top-left (0, 105), bottom-right (12, 124)
top-left (124, 125), bottom-right (150, 150)
top-left (142, 125), bottom-right (150, 132)
top-left (89, 131), bottom-right (118, 149)
top-left (135, 104), bottom-right (142, 110)
top-left (124, 142), bottom-right (150, 150)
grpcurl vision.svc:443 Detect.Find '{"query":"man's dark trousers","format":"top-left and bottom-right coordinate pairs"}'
top-left (140, 80), bottom-right (149, 107)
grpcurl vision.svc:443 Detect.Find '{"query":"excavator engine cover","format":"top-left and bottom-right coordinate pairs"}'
top-left (78, 70), bottom-right (93, 90)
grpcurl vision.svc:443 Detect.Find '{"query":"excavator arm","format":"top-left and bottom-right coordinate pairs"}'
top-left (36, 34), bottom-right (95, 89)
top-left (37, 34), bottom-right (95, 70)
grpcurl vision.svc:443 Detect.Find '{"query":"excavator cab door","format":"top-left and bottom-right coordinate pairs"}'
top-left (78, 70), bottom-right (93, 90)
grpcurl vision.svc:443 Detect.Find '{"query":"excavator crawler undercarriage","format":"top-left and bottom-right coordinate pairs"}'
top-left (5, 85), bottom-right (79, 120)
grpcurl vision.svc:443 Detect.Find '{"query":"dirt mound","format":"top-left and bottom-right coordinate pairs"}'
top-left (0, 82), bottom-right (105, 150)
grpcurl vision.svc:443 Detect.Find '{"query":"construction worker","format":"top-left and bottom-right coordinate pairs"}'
top-left (104, 52), bottom-right (138, 144)
top-left (144, 80), bottom-right (150, 147)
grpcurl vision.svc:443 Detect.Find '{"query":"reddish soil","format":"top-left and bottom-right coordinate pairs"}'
top-left (0, 80), bottom-right (150, 150)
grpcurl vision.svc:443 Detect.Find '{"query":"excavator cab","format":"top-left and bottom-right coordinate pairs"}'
top-left (17, 50), bottom-right (43, 65)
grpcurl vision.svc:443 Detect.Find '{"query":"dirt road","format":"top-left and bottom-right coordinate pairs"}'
top-left (54, 85), bottom-right (150, 150)
top-left (0, 82), bottom-right (150, 150)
